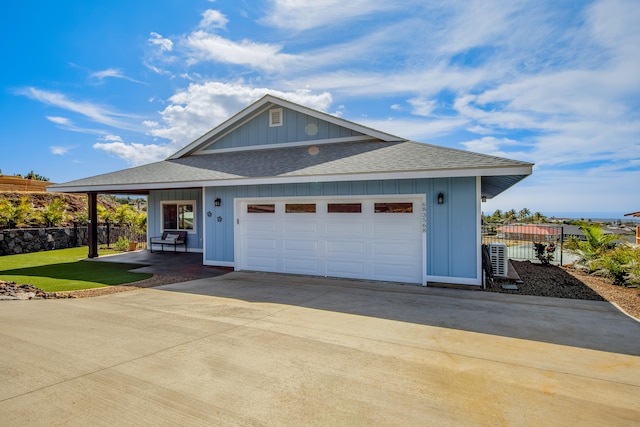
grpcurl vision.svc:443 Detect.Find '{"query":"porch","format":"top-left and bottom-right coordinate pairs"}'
top-left (89, 250), bottom-right (231, 279)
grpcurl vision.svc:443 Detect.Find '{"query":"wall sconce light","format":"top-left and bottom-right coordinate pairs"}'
top-left (481, 195), bottom-right (487, 203)
top-left (437, 193), bottom-right (444, 205)
top-left (214, 198), bottom-right (221, 207)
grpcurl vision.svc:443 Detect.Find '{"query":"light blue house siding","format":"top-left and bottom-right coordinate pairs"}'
top-left (192, 175), bottom-right (478, 282)
top-left (148, 188), bottom-right (204, 252)
top-left (201, 108), bottom-right (364, 151)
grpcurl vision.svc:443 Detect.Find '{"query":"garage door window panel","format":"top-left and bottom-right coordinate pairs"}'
top-left (328, 203), bottom-right (362, 213)
top-left (248, 204), bottom-right (275, 213)
top-left (374, 202), bottom-right (413, 213)
top-left (285, 203), bottom-right (316, 213)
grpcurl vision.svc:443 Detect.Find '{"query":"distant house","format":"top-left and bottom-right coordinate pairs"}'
top-left (625, 211), bottom-right (640, 245)
top-left (49, 95), bottom-right (533, 286)
top-left (496, 224), bottom-right (562, 242)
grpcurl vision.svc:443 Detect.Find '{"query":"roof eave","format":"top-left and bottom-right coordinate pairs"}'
top-left (47, 164), bottom-right (532, 194)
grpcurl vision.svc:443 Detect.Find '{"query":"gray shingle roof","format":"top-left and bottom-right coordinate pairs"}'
top-left (49, 140), bottom-right (531, 192)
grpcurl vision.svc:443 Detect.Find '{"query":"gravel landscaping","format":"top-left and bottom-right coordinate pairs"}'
top-left (488, 260), bottom-right (640, 319)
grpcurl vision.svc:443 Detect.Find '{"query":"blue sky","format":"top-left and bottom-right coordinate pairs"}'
top-left (2, 0), bottom-right (639, 218)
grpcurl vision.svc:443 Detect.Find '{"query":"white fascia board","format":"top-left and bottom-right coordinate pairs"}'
top-left (48, 165), bottom-right (532, 194)
top-left (168, 94), bottom-right (404, 159)
top-left (168, 98), bottom-right (274, 160)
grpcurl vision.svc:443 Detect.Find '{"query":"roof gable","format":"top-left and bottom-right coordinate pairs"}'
top-left (197, 105), bottom-right (368, 153)
top-left (168, 94), bottom-right (403, 159)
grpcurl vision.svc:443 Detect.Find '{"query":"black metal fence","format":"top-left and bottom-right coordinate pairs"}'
top-left (482, 224), bottom-right (566, 265)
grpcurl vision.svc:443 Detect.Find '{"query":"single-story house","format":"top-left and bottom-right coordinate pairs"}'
top-left (49, 95), bottom-right (533, 286)
top-left (624, 211), bottom-right (640, 245)
top-left (496, 224), bottom-right (562, 242)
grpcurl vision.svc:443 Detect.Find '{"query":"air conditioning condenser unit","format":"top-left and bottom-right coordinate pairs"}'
top-left (489, 243), bottom-right (508, 277)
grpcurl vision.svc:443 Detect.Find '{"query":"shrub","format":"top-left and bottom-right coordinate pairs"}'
top-left (38, 198), bottom-right (69, 227)
top-left (0, 197), bottom-right (33, 228)
top-left (114, 236), bottom-right (130, 252)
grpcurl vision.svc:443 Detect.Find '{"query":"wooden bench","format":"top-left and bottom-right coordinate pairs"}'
top-left (150, 231), bottom-right (188, 253)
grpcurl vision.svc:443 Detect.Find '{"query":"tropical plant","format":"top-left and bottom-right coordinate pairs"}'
top-left (114, 236), bottom-right (130, 252)
top-left (591, 245), bottom-right (639, 286)
top-left (73, 208), bottom-right (89, 225)
top-left (518, 208), bottom-right (531, 223)
top-left (129, 210), bottom-right (147, 243)
top-left (532, 211), bottom-right (548, 223)
top-left (0, 197), bottom-right (33, 228)
top-left (504, 209), bottom-right (517, 223)
top-left (38, 198), bottom-right (69, 227)
top-left (114, 205), bottom-right (136, 227)
top-left (24, 170), bottom-right (50, 181)
top-left (565, 223), bottom-right (620, 269)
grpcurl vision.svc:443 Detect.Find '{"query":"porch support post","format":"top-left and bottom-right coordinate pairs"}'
top-left (87, 192), bottom-right (99, 258)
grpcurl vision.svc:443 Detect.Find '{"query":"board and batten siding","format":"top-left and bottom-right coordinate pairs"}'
top-left (147, 189), bottom-right (203, 251)
top-left (201, 107), bottom-right (364, 151)
top-left (201, 176), bottom-right (479, 284)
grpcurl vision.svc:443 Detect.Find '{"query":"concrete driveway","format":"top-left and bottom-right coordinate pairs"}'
top-left (1, 272), bottom-right (639, 426)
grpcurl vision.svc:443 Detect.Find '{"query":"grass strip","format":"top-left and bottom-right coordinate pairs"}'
top-left (0, 247), bottom-right (152, 292)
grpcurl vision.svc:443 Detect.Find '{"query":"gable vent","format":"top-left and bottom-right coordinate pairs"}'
top-left (269, 108), bottom-right (283, 127)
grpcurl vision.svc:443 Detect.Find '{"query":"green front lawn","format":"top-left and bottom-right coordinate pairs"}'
top-left (0, 247), bottom-right (152, 292)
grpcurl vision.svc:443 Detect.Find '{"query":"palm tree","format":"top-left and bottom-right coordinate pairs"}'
top-left (518, 208), bottom-right (531, 223)
top-left (532, 212), bottom-right (547, 223)
top-left (504, 209), bottom-right (517, 223)
top-left (565, 224), bottom-right (620, 270)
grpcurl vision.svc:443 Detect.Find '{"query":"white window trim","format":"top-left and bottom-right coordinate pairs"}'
top-left (269, 108), bottom-right (283, 127)
top-left (161, 200), bottom-right (197, 234)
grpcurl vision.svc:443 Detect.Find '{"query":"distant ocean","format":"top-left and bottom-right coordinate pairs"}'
top-left (545, 212), bottom-right (640, 222)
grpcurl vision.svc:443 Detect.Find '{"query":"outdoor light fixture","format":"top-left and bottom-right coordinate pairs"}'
top-left (481, 195), bottom-right (487, 203)
top-left (214, 198), bottom-right (221, 207)
top-left (437, 193), bottom-right (444, 205)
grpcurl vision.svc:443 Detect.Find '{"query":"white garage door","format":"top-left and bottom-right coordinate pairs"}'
top-left (236, 197), bottom-right (425, 284)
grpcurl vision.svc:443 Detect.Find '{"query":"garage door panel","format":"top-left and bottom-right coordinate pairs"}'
top-left (246, 219), bottom-right (277, 233)
top-left (326, 260), bottom-right (365, 276)
top-left (373, 221), bottom-right (418, 234)
top-left (239, 197), bottom-right (424, 284)
top-left (246, 238), bottom-right (277, 250)
top-left (373, 241), bottom-right (420, 257)
top-left (284, 239), bottom-right (318, 252)
top-left (327, 221), bottom-right (364, 235)
top-left (246, 256), bottom-right (278, 269)
top-left (283, 258), bottom-right (319, 274)
top-left (326, 240), bottom-right (365, 256)
top-left (373, 263), bottom-right (419, 281)
top-left (284, 221), bottom-right (318, 233)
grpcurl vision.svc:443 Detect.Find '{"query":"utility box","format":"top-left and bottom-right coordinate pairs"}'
top-left (489, 243), bottom-right (508, 276)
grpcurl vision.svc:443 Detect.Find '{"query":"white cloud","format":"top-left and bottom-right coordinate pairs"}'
top-left (183, 31), bottom-right (296, 72)
top-left (45, 115), bottom-right (108, 135)
top-left (198, 9), bottom-right (228, 29)
top-left (147, 82), bottom-right (332, 147)
top-left (261, 0), bottom-right (403, 31)
top-left (50, 146), bottom-right (71, 155)
top-left (89, 68), bottom-right (145, 84)
top-left (148, 32), bottom-right (173, 52)
top-left (408, 98), bottom-right (437, 117)
top-left (46, 116), bottom-right (71, 125)
top-left (93, 135), bottom-right (175, 166)
top-left (19, 87), bottom-right (142, 131)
